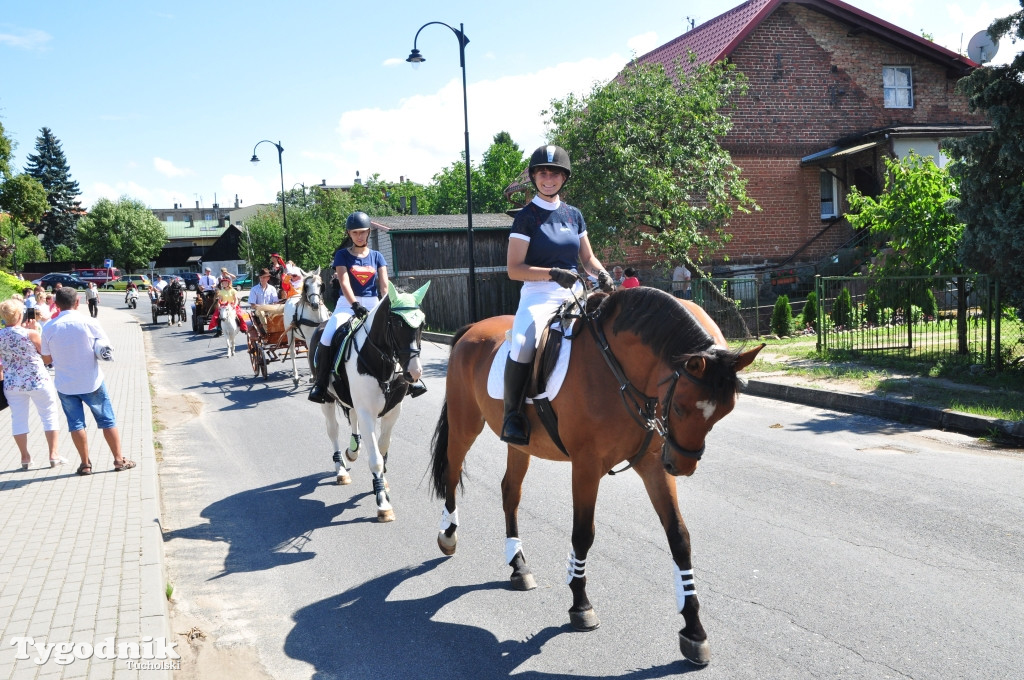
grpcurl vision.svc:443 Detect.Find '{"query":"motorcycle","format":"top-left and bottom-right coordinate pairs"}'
top-left (125, 288), bottom-right (138, 309)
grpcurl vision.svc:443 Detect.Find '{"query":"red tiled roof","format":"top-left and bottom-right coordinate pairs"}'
top-left (635, 0), bottom-right (978, 74)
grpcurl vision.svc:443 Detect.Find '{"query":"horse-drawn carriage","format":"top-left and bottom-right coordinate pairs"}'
top-left (151, 280), bottom-right (187, 325)
top-left (190, 290), bottom-right (218, 334)
top-left (245, 269), bottom-right (331, 382)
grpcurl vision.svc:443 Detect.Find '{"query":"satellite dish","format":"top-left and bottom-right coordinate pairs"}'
top-left (967, 30), bottom-right (999, 64)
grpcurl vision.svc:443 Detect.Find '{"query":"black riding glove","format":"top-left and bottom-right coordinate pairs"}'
top-left (597, 270), bottom-right (614, 292)
top-left (548, 268), bottom-right (577, 289)
top-left (351, 301), bottom-right (369, 319)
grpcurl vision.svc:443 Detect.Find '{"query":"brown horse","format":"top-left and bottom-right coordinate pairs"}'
top-left (429, 286), bottom-right (763, 665)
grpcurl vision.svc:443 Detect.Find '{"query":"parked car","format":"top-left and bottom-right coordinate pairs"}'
top-left (179, 272), bottom-right (201, 291)
top-left (233, 272), bottom-right (253, 290)
top-left (102, 274), bottom-right (152, 291)
top-left (31, 273), bottom-right (90, 290)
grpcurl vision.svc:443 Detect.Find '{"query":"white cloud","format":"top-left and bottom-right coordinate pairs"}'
top-left (332, 54), bottom-right (626, 184)
top-left (153, 157), bottom-right (193, 178)
top-left (0, 27), bottom-right (51, 50)
top-left (382, 57), bottom-right (405, 67)
top-left (627, 31), bottom-right (660, 56)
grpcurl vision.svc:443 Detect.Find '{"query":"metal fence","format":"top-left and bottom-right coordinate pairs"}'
top-left (813, 274), bottom-right (1023, 370)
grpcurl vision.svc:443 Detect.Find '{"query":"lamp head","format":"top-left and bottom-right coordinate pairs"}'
top-left (250, 154), bottom-right (260, 164)
top-left (406, 48), bottom-right (425, 68)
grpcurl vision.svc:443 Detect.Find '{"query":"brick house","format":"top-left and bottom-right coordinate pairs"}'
top-left (634, 0), bottom-right (987, 275)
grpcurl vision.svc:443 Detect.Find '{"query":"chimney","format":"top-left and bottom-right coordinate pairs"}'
top-left (400, 175), bottom-right (404, 183)
top-left (400, 196), bottom-right (407, 213)
top-left (195, 200), bottom-right (199, 209)
top-left (411, 196), bottom-right (418, 215)
top-left (321, 179), bottom-right (326, 186)
top-left (234, 194), bottom-right (240, 209)
top-left (354, 170), bottom-right (361, 186)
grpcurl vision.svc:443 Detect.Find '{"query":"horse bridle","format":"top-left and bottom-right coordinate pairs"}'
top-left (290, 276), bottom-right (324, 333)
top-left (356, 304), bottom-right (423, 390)
top-left (587, 307), bottom-right (712, 475)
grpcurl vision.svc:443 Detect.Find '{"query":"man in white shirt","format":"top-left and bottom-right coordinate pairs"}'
top-left (151, 276), bottom-right (168, 301)
top-left (199, 267), bottom-right (218, 292)
top-left (40, 287), bottom-right (136, 476)
top-left (248, 268), bottom-right (279, 306)
top-left (672, 264), bottom-right (692, 299)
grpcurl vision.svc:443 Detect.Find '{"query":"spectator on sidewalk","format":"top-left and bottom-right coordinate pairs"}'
top-left (40, 287), bottom-right (135, 476)
top-left (85, 282), bottom-right (100, 317)
top-left (611, 266), bottom-right (625, 287)
top-left (0, 299), bottom-right (64, 470)
top-left (621, 267), bottom-right (641, 289)
top-left (672, 264), bottom-right (692, 299)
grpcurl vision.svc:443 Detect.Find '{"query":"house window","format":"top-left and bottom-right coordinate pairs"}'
top-left (204, 213), bottom-right (212, 221)
top-left (883, 66), bottom-right (913, 108)
top-left (820, 170), bottom-right (840, 219)
top-left (165, 215), bottom-right (174, 221)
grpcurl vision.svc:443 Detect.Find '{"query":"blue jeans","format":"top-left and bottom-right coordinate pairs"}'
top-left (58, 383), bottom-right (117, 431)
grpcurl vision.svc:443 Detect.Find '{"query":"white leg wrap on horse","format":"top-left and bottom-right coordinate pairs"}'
top-left (566, 549), bottom-right (586, 584)
top-left (439, 506), bottom-right (459, 531)
top-left (504, 538), bottom-right (523, 565)
top-left (674, 565), bottom-right (696, 612)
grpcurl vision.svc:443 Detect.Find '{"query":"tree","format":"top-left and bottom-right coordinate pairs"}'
top-left (846, 152), bottom-right (964, 276)
top-left (475, 132), bottom-right (527, 213)
top-left (545, 57), bottom-right (755, 265)
top-left (24, 127), bottom-right (81, 256)
top-left (0, 173), bottom-right (48, 268)
top-left (427, 153), bottom-right (485, 215)
top-left (944, 1), bottom-right (1024, 306)
top-left (771, 295), bottom-right (794, 337)
top-left (76, 197), bottom-right (166, 272)
top-left (0, 121), bottom-right (12, 179)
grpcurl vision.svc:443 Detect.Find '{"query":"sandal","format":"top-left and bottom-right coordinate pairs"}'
top-left (114, 459), bottom-right (137, 472)
top-left (77, 463), bottom-right (92, 476)
top-left (50, 457), bottom-right (68, 468)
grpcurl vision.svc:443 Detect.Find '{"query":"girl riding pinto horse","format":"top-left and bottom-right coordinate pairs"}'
top-left (208, 276), bottom-right (248, 337)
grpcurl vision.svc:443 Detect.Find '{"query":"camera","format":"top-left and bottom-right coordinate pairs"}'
top-left (24, 307), bottom-right (36, 321)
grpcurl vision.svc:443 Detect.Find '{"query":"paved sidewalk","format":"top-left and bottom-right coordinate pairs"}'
top-left (0, 305), bottom-right (172, 679)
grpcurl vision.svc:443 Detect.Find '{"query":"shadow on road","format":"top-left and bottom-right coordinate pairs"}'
top-left (163, 473), bottom-right (366, 578)
top-left (285, 559), bottom-right (697, 680)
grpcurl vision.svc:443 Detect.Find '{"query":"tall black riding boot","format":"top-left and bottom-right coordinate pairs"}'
top-left (308, 344), bottom-right (334, 403)
top-left (500, 357), bottom-right (532, 445)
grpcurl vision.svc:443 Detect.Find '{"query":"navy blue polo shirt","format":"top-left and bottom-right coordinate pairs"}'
top-left (509, 198), bottom-right (586, 271)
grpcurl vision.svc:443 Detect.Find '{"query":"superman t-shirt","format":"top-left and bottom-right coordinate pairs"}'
top-left (332, 248), bottom-right (387, 299)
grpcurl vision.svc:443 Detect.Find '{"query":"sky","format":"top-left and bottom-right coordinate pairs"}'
top-left (1, 0), bottom-right (1018, 212)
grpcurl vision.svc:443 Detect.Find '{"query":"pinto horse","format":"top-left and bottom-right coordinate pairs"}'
top-left (308, 283), bottom-right (431, 521)
top-left (429, 286), bottom-right (763, 665)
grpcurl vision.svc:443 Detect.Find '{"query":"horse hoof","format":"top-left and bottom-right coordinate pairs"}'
top-left (336, 473), bottom-right (351, 485)
top-left (678, 632), bottom-right (710, 665)
top-left (569, 608), bottom-right (601, 631)
top-left (346, 449), bottom-right (358, 463)
top-left (510, 572), bottom-right (537, 591)
top-left (377, 509), bottom-right (395, 523)
top-left (437, 531), bottom-right (457, 556)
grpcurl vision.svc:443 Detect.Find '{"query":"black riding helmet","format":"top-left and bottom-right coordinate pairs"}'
top-left (346, 211), bottom-right (372, 231)
top-left (528, 145), bottom-right (571, 183)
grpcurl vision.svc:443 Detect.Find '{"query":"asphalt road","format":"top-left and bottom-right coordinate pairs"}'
top-left (122, 293), bottom-right (1024, 680)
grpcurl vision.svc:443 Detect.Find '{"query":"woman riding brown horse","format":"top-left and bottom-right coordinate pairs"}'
top-left (429, 285), bottom-right (763, 665)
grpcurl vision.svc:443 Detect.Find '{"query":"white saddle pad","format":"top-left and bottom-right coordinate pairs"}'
top-left (487, 337), bottom-right (573, 403)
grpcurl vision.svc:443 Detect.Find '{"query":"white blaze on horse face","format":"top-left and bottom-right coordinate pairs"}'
top-left (406, 356), bottom-right (423, 382)
top-left (695, 399), bottom-right (717, 421)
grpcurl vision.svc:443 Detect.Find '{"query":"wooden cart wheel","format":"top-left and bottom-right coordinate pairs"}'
top-left (248, 334), bottom-right (261, 376)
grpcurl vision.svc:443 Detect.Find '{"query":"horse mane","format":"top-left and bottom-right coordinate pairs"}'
top-left (601, 287), bottom-right (743, 401)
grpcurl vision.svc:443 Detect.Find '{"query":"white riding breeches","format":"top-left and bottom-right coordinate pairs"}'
top-left (508, 280), bottom-right (580, 363)
top-left (320, 295), bottom-right (380, 347)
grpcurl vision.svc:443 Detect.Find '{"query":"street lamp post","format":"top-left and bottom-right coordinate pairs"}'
top-left (407, 21), bottom-right (477, 321)
top-left (250, 140), bottom-right (289, 261)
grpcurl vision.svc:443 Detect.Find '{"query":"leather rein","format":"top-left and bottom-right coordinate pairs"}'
top-left (355, 304), bottom-right (422, 392)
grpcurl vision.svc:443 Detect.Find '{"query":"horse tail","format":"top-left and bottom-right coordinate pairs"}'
top-left (429, 399), bottom-right (453, 500)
